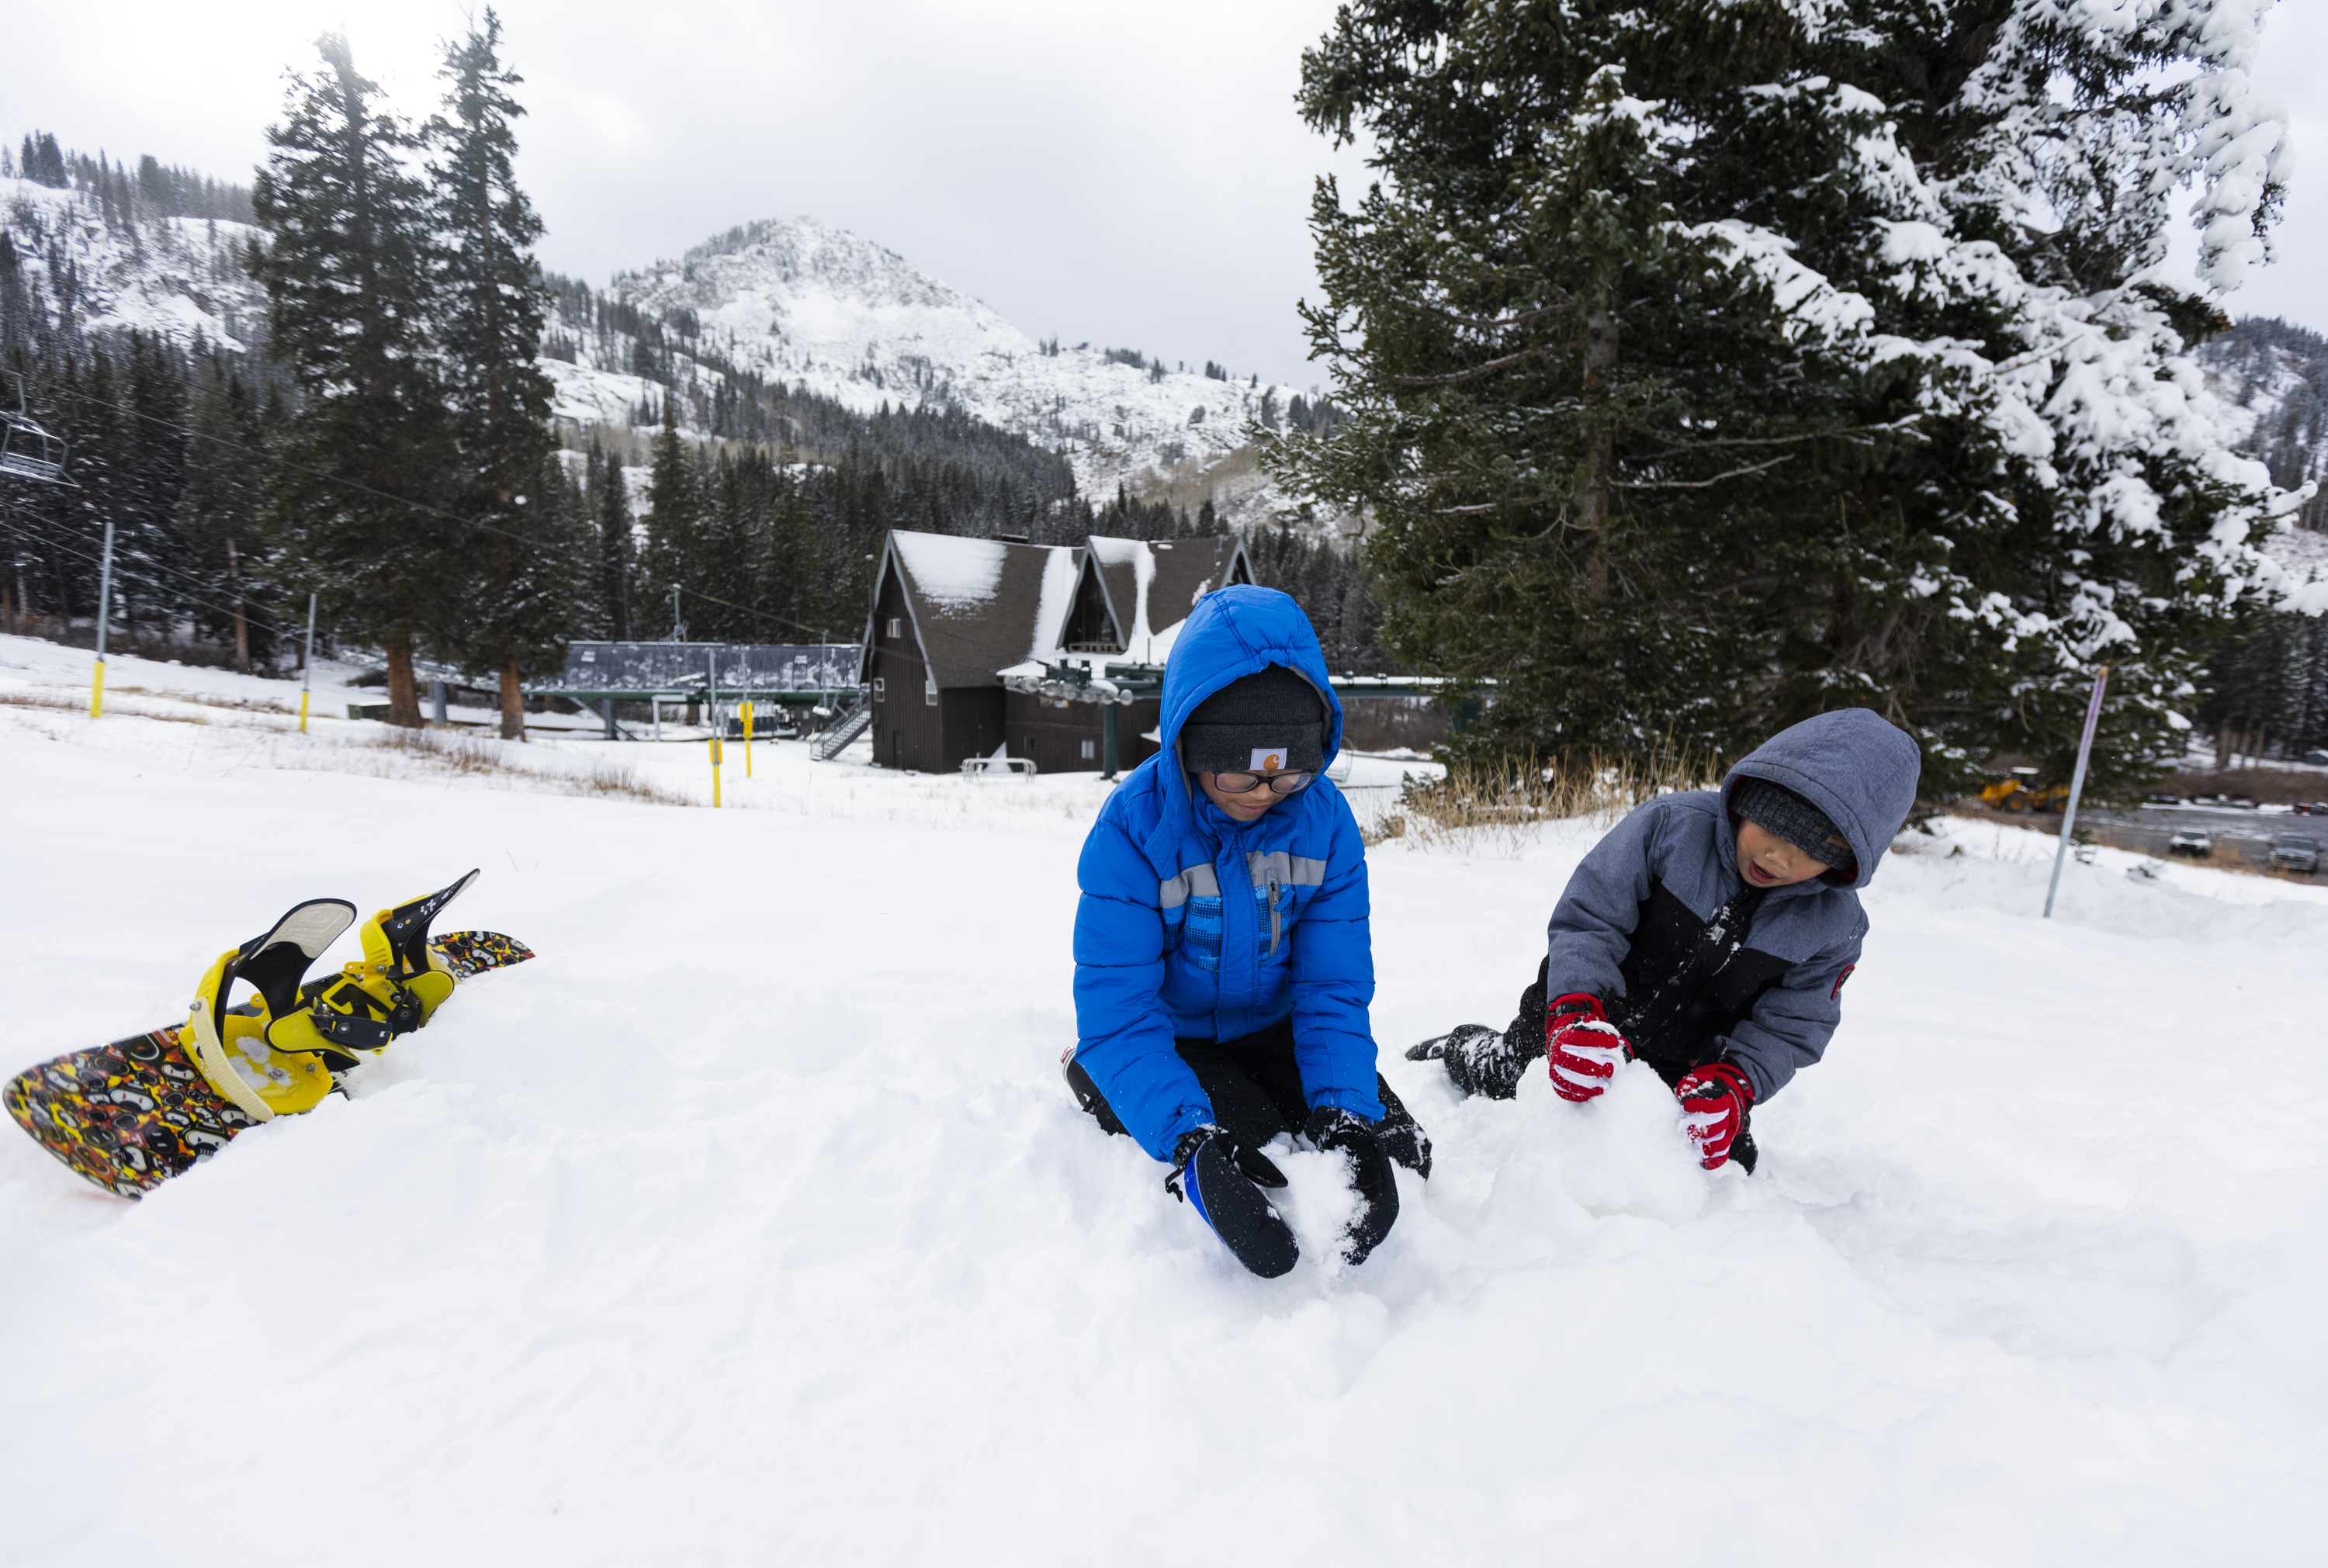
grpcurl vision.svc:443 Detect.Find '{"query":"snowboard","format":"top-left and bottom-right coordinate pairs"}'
top-left (4, 931), bottom-right (532, 1199)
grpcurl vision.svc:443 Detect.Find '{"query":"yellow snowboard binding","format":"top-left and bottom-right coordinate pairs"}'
top-left (184, 871), bottom-right (483, 1121)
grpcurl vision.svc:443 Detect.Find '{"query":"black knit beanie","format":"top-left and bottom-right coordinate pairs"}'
top-left (1732, 777), bottom-right (1854, 869)
top-left (1180, 666), bottom-right (1326, 774)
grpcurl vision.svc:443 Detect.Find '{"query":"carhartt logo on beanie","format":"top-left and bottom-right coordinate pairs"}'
top-left (1180, 666), bottom-right (1326, 774)
top-left (1732, 777), bottom-right (1853, 869)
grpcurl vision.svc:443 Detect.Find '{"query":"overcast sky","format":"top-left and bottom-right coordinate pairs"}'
top-left (7, 1), bottom-right (2323, 390)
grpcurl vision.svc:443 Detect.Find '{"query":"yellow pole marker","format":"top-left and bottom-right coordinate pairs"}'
top-left (89, 517), bottom-right (115, 718)
top-left (743, 700), bottom-right (754, 777)
top-left (710, 733), bottom-right (722, 808)
top-left (299, 592), bottom-right (316, 733)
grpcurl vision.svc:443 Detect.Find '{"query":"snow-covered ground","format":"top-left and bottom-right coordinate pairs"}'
top-left (3, 636), bottom-right (2324, 1566)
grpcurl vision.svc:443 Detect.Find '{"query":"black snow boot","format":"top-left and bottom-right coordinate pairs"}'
top-left (1406, 1023), bottom-right (1542, 1101)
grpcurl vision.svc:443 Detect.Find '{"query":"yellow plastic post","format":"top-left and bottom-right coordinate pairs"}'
top-left (710, 734), bottom-right (722, 808)
top-left (88, 658), bottom-right (105, 718)
top-left (742, 700), bottom-right (754, 777)
top-left (298, 689), bottom-right (310, 733)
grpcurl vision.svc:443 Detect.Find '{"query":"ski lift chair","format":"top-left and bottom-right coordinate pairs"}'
top-left (0, 376), bottom-right (68, 484)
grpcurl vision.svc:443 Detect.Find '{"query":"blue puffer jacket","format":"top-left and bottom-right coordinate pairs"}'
top-left (1072, 586), bottom-right (1381, 1160)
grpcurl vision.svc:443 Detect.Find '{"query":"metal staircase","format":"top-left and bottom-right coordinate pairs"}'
top-left (811, 696), bottom-right (872, 760)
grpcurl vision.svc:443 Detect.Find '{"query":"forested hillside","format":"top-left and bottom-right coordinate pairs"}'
top-left (1, 41), bottom-right (1388, 710)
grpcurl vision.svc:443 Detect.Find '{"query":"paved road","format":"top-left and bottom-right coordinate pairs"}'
top-left (2069, 805), bottom-right (2326, 881)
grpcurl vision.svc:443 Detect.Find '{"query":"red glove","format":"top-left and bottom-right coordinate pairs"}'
top-left (1675, 1063), bottom-right (1754, 1169)
top-left (1545, 994), bottom-right (1630, 1103)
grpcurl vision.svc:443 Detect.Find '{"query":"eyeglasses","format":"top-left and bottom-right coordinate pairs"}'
top-left (1210, 770), bottom-right (1315, 795)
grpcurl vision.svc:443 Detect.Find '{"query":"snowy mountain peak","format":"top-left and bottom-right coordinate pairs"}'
top-left (668, 216), bottom-right (1020, 329)
top-left (610, 213), bottom-right (1033, 405)
top-left (580, 212), bottom-right (1329, 532)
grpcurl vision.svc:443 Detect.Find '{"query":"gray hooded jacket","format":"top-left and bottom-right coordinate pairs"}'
top-left (1543, 708), bottom-right (1921, 1101)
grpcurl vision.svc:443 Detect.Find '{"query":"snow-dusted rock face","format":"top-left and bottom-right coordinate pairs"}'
top-left (2, 178), bottom-right (266, 351)
top-left (601, 216), bottom-right (1329, 533)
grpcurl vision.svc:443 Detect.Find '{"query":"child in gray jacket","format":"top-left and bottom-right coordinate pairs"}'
top-left (1408, 708), bottom-right (1921, 1170)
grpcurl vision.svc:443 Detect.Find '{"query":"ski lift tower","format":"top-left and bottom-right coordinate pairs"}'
top-left (0, 375), bottom-right (99, 712)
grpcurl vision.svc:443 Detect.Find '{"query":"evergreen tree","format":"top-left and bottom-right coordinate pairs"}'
top-left (116, 333), bottom-right (189, 632)
top-left (639, 400), bottom-right (702, 637)
top-left (589, 441), bottom-right (635, 639)
top-left (253, 31), bottom-right (456, 727)
top-left (175, 354), bottom-right (273, 668)
top-left (1273, 0), bottom-right (2302, 794)
top-left (428, 9), bottom-right (561, 737)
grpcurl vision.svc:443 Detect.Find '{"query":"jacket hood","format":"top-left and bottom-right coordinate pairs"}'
top-left (1153, 585), bottom-right (1342, 834)
top-left (1722, 708), bottom-right (1922, 891)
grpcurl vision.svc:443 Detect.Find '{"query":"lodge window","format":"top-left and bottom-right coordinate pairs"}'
top-left (873, 677), bottom-right (885, 702)
top-left (924, 679), bottom-right (938, 707)
top-left (1080, 739), bottom-right (1096, 760)
top-left (887, 617), bottom-right (902, 639)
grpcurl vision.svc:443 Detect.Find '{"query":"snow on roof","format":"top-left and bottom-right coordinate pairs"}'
top-left (1027, 545), bottom-right (1081, 662)
top-left (893, 533), bottom-right (1009, 609)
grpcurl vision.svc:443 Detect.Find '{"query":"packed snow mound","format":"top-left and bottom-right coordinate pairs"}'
top-left (3, 649), bottom-right (2325, 1566)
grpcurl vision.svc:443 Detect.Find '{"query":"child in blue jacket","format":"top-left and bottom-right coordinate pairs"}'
top-left (1065, 585), bottom-right (1428, 1277)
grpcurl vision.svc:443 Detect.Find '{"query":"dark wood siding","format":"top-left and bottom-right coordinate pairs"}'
top-left (868, 565), bottom-right (943, 770)
top-left (940, 688), bottom-right (1006, 769)
top-left (1004, 693), bottom-right (1162, 774)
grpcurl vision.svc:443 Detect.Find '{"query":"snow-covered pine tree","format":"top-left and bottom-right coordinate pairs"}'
top-left (255, 32), bottom-right (457, 729)
top-left (640, 401), bottom-right (702, 638)
top-left (116, 334), bottom-right (190, 635)
top-left (1272, 0), bottom-right (2306, 792)
top-left (430, 10), bottom-right (562, 739)
top-left (175, 352), bottom-right (272, 669)
top-left (588, 441), bottom-right (636, 639)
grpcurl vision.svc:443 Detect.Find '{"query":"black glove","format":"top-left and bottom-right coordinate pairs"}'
top-left (1303, 1107), bottom-right (1400, 1265)
top-left (1166, 1126), bottom-right (1297, 1278)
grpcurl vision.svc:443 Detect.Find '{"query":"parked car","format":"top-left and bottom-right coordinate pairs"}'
top-left (2269, 835), bottom-right (2320, 874)
top-left (2167, 829), bottom-right (2215, 858)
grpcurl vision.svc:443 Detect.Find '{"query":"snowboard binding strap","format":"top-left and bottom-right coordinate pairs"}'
top-left (185, 899), bottom-right (358, 1121)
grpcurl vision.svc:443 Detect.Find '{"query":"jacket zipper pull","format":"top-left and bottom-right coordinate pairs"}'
top-left (1269, 876), bottom-right (1283, 955)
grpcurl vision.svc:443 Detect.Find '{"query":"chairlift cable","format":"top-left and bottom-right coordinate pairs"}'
top-left (23, 379), bottom-right (870, 655)
top-left (0, 519), bottom-right (294, 638)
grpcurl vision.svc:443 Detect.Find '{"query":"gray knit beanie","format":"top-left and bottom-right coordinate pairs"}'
top-left (1732, 777), bottom-right (1854, 869)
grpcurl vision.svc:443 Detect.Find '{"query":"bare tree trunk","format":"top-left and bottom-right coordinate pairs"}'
top-left (385, 636), bottom-right (424, 728)
top-left (225, 538), bottom-right (251, 673)
top-left (499, 654), bottom-right (526, 741)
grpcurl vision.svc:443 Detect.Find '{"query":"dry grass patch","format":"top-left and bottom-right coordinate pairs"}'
top-left (357, 726), bottom-right (692, 807)
top-left (0, 687), bottom-right (213, 725)
top-left (1370, 746), bottom-right (1721, 856)
top-left (110, 685), bottom-right (296, 715)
